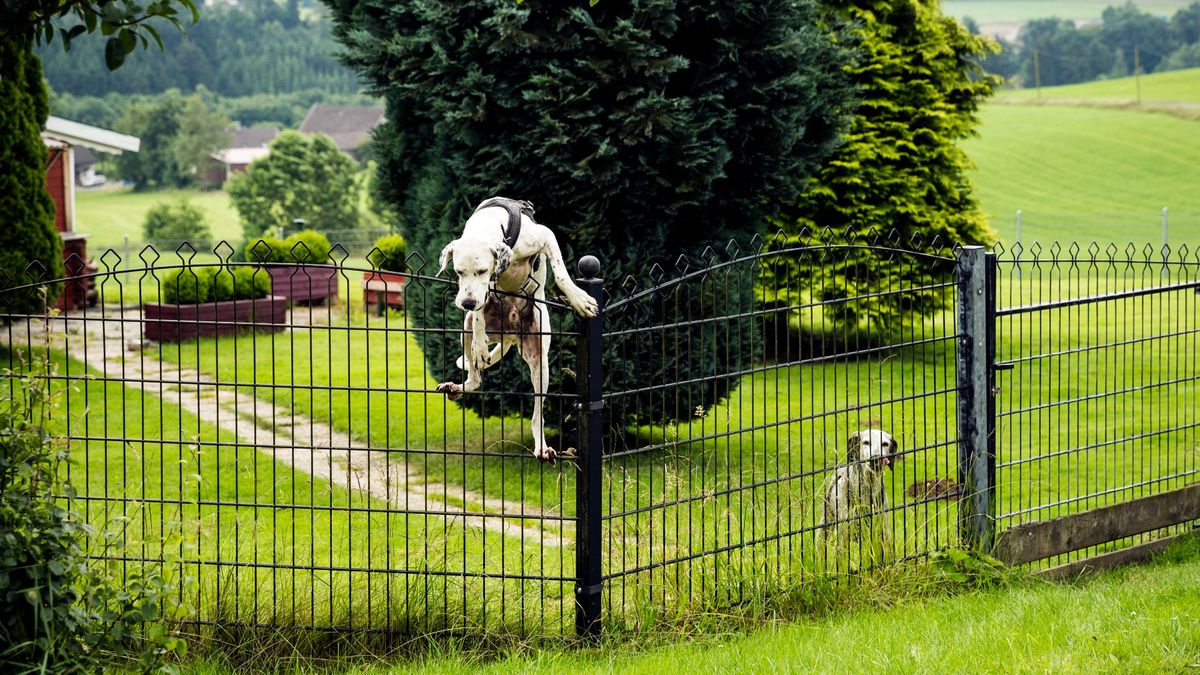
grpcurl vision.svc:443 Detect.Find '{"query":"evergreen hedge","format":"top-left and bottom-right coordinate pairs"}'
top-left (325, 0), bottom-right (855, 424)
top-left (0, 41), bottom-right (64, 316)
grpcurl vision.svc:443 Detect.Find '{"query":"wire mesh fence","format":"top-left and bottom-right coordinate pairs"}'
top-left (0, 232), bottom-right (1197, 640)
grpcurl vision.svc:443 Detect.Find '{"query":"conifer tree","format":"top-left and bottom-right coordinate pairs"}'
top-left (0, 41), bottom-right (63, 314)
top-left (324, 0), bottom-right (856, 423)
top-left (765, 0), bottom-right (999, 334)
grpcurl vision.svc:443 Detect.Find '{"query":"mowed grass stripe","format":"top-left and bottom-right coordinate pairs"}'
top-left (965, 103), bottom-right (1200, 244)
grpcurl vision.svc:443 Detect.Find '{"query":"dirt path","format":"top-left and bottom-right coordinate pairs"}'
top-left (41, 308), bottom-right (568, 546)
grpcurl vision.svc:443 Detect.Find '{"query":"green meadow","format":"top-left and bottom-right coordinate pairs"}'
top-left (75, 187), bottom-right (243, 254)
top-left (997, 66), bottom-right (1200, 105)
top-left (942, 0), bottom-right (1195, 24)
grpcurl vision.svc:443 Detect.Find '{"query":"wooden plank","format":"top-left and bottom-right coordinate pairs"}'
top-left (1039, 531), bottom-right (1195, 581)
top-left (995, 483), bottom-right (1200, 565)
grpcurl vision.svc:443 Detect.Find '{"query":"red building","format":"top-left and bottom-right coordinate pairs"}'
top-left (42, 116), bottom-right (140, 311)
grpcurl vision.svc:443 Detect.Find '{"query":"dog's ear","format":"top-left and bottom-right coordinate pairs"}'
top-left (847, 431), bottom-right (861, 462)
top-left (889, 434), bottom-right (900, 460)
top-left (491, 242), bottom-right (513, 281)
top-left (438, 240), bottom-right (457, 275)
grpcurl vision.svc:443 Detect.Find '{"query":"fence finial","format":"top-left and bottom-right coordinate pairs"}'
top-left (579, 255), bottom-right (601, 279)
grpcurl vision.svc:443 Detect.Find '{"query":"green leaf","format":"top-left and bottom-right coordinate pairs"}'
top-left (105, 37), bottom-right (127, 70)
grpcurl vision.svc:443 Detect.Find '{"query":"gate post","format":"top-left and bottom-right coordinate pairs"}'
top-left (574, 255), bottom-right (604, 639)
top-left (955, 246), bottom-right (998, 551)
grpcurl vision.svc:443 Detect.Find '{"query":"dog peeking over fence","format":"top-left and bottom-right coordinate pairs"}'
top-left (819, 429), bottom-right (900, 542)
top-left (435, 197), bottom-right (599, 464)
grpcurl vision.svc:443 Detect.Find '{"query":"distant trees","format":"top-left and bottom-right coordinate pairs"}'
top-left (971, 1), bottom-right (1200, 88)
top-left (227, 131), bottom-right (360, 239)
top-left (38, 4), bottom-right (358, 98)
top-left (112, 90), bottom-right (231, 189)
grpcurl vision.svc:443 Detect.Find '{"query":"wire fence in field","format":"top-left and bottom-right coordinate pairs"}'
top-left (0, 231), bottom-right (1197, 640)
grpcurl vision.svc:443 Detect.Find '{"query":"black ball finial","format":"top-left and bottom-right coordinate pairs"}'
top-left (578, 255), bottom-right (601, 278)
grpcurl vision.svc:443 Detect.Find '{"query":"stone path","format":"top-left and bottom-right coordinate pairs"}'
top-left (41, 308), bottom-right (568, 546)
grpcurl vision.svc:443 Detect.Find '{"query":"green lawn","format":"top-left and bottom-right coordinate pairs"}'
top-left (3, 345), bottom-right (573, 635)
top-left (965, 103), bottom-right (1200, 245)
top-left (177, 535), bottom-right (1200, 673)
top-left (942, 0), bottom-right (1194, 24)
top-left (75, 187), bottom-right (243, 254)
top-left (997, 67), bottom-right (1200, 104)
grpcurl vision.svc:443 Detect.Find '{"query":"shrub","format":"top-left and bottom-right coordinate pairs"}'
top-left (245, 236), bottom-right (290, 264)
top-left (283, 229), bottom-right (332, 264)
top-left (142, 198), bottom-right (213, 250)
top-left (368, 234), bottom-right (407, 273)
top-left (327, 0), bottom-right (855, 423)
top-left (160, 266), bottom-right (271, 303)
top-left (232, 266), bottom-right (272, 299)
top-left (161, 267), bottom-right (213, 304)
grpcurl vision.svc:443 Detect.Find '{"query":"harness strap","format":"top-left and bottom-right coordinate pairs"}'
top-left (475, 197), bottom-right (541, 271)
top-left (475, 197), bottom-right (536, 250)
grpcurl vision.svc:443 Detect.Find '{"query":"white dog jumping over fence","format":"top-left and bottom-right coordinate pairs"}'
top-left (435, 197), bottom-right (599, 463)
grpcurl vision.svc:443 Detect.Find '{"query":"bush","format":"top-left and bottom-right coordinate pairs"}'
top-left (161, 267), bottom-right (212, 304)
top-left (368, 234), bottom-right (407, 273)
top-left (245, 236), bottom-right (289, 264)
top-left (160, 266), bottom-right (271, 303)
top-left (143, 198), bottom-right (213, 250)
top-left (283, 229), bottom-right (332, 264)
top-left (327, 0), bottom-right (855, 423)
top-left (0, 356), bottom-right (185, 671)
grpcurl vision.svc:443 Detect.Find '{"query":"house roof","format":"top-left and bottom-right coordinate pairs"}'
top-left (298, 104), bottom-right (384, 154)
top-left (230, 126), bottom-right (278, 149)
top-left (44, 116), bottom-right (140, 154)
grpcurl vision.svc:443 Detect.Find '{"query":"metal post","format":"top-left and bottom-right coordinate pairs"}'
top-left (575, 254), bottom-right (604, 640)
top-left (955, 246), bottom-right (997, 551)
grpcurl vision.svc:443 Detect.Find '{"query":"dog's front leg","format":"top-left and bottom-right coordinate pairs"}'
top-left (437, 313), bottom-right (484, 400)
top-left (540, 235), bottom-right (598, 317)
top-left (521, 304), bottom-right (555, 463)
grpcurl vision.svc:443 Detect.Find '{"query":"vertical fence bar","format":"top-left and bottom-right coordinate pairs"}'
top-left (956, 246), bottom-right (998, 551)
top-left (575, 254), bottom-right (605, 639)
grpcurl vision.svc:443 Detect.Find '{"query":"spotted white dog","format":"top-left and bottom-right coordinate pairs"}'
top-left (819, 429), bottom-right (900, 539)
top-left (435, 197), bottom-right (599, 463)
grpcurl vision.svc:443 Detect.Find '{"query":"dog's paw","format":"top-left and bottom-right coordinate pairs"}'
top-left (571, 293), bottom-right (599, 318)
top-left (436, 381), bottom-right (463, 401)
top-left (535, 447), bottom-right (557, 465)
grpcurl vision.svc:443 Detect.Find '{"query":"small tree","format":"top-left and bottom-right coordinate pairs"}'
top-left (143, 198), bottom-right (213, 249)
top-left (227, 130), bottom-right (360, 239)
top-left (766, 0), bottom-right (999, 336)
top-left (113, 91), bottom-right (230, 189)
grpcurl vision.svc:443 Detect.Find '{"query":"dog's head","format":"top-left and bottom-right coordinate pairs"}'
top-left (438, 238), bottom-right (513, 312)
top-left (848, 429), bottom-right (899, 471)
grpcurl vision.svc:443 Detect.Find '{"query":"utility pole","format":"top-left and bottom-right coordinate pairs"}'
top-left (1134, 45), bottom-right (1142, 104)
top-left (1034, 48), bottom-right (1041, 98)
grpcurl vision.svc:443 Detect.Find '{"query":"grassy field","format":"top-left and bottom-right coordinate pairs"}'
top-left (75, 187), bottom-right (243, 253)
top-left (964, 102), bottom-right (1200, 244)
top-left (942, 0), bottom-right (1194, 24)
top-left (997, 67), bottom-right (1200, 104)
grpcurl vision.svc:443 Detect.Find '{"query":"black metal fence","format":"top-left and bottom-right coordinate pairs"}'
top-left (0, 233), bottom-right (1196, 641)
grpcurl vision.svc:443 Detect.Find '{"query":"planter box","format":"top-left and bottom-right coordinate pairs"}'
top-left (143, 295), bottom-right (288, 342)
top-left (267, 264), bottom-right (339, 305)
top-left (362, 270), bottom-right (406, 313)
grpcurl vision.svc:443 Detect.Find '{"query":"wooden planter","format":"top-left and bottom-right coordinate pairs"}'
top-left (362, 270), bottom-right (406, 313)
top-left (143, 295), bottom-right (288, 342)
top-left (267, 264), bottom-right (339, 305)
